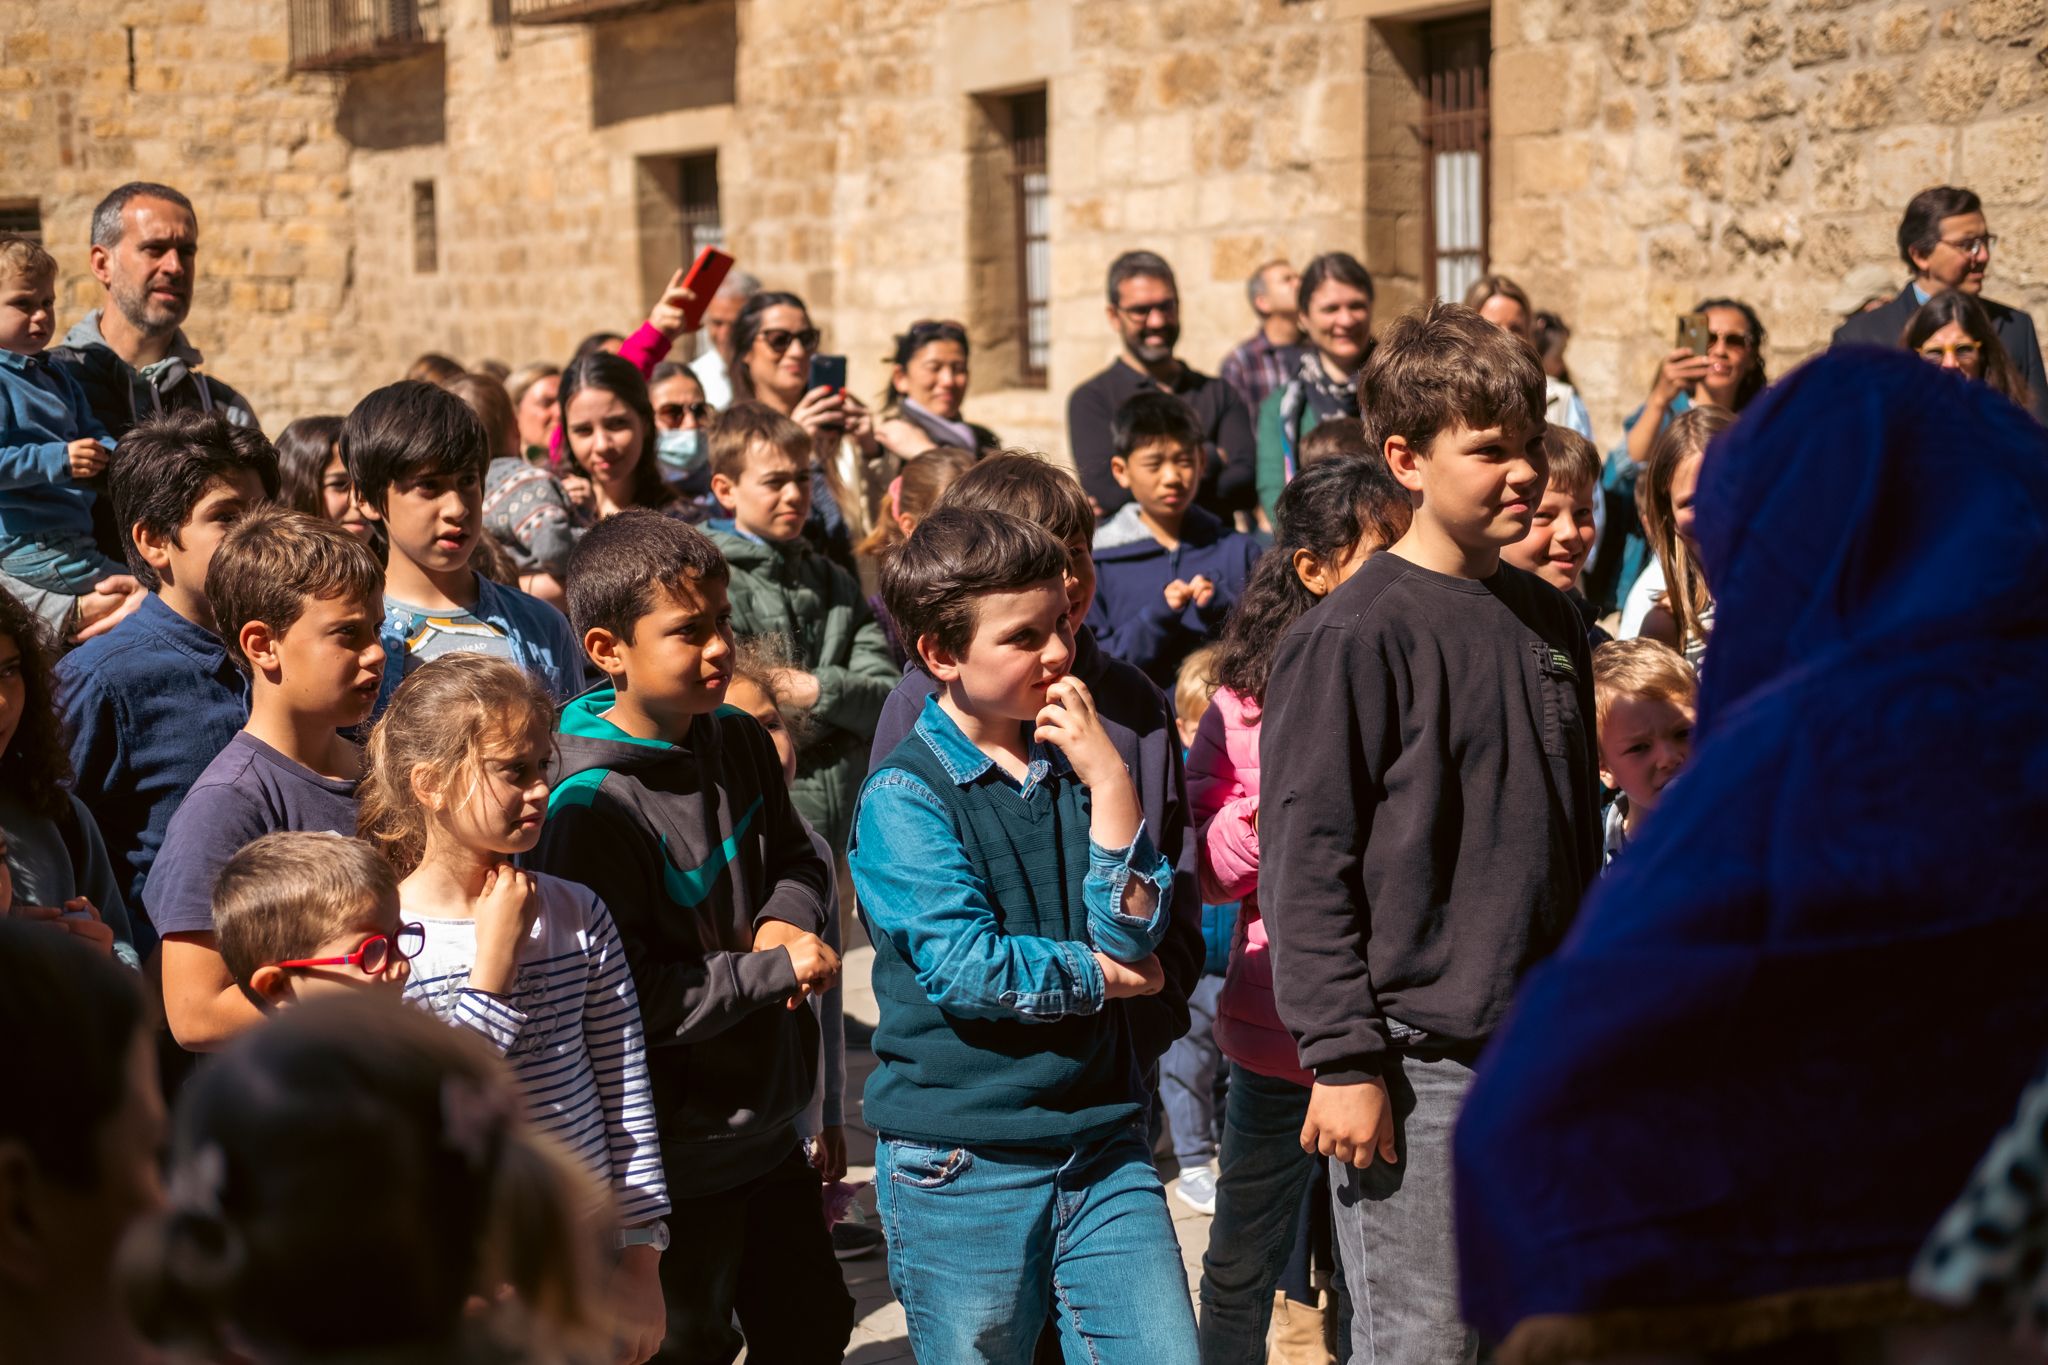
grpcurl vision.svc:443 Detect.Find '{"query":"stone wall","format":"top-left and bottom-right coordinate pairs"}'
top-left (3, 0), bottom-right (2044, 453)
top-left (0, 0), bottom-right (359, 419)
top-left (1489, 0), bottom-right (2048, 436)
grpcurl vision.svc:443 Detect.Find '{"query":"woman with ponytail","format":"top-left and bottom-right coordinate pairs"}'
top-left (122, 992), bottom-right (609, 1364)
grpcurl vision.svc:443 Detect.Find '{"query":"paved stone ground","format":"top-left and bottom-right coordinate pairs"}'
top-left (757, 943), bottom-right (1217, 1365)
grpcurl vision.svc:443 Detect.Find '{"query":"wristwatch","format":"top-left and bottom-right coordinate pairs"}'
top-left (616, 1220), bottom-right (671, 1252)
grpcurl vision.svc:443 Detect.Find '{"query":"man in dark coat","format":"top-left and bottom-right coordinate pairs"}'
top-left (1832, 184), bottom-right (2048, 423)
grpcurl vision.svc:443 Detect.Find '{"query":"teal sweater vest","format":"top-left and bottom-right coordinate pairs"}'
top-left (860, 733), bottom-right (1140, 1147)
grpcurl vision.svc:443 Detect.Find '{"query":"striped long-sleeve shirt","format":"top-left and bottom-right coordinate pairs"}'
top-left (404, 872), bottom-right (670, 1225)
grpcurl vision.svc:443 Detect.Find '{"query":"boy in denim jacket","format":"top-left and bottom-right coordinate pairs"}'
top-left (851, 505), bottom-right (1196, 1364)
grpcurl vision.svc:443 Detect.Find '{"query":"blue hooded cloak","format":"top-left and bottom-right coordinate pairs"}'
top-left (1453, 349), bottom-right (2048, 1351)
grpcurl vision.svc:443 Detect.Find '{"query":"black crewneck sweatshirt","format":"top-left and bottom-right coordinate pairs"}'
top-left (1259, 553), bottom-right (1602, 1082)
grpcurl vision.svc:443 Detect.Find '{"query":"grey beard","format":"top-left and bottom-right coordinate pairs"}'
top-left (112, 286), bottom-right (185, 339)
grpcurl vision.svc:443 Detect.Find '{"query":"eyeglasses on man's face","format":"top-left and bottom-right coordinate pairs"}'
top-left (1937, 234), bottom-right (1998, 259)
top-left (1115, 300), bottom-right (1179, 326)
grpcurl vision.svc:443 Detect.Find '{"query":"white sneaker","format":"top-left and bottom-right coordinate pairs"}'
top-left (1174, 1165), bottom-right (1218, 1216)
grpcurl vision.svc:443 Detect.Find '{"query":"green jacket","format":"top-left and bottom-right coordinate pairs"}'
top-left (1255, 386), bottom-right (1325, 527)
top-left (706, 523), bottom-right (898, 848)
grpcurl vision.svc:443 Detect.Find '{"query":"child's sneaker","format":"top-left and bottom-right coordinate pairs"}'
top-left (1173, 1165), bottom-right (1218, 1216)
top-left (832, 1215), bottom-right (886, 1260)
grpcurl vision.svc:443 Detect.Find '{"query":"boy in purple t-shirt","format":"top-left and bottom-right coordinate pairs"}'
top-left (147, 506), bottom-right (386, 1051)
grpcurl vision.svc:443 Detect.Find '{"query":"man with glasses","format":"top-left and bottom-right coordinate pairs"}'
top-left (1833, 185), bottom-right (2048, 421)
top-left (1067, 251), bottom-right (1255, 519)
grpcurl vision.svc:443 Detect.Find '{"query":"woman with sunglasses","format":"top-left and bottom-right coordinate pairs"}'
top-left (1584, 297), bottom-right (1769, 618)
top-left (729, 291), bottom-right (893, 579)
top-left (1902, 291), bottom-right (2034, 412)
top-left (875, 319), bottom-right (1001, 460)
top-left (647, 360), bottom-right (720, 519)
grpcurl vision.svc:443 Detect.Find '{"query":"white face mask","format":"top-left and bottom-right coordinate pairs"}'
top-left (655, 426), bottom-right (704, 473)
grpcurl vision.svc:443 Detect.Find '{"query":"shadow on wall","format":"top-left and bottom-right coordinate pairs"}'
top-left (592, 0), bottom-right (738, 128)
top-left (338, 49), bottom-right (448, 150)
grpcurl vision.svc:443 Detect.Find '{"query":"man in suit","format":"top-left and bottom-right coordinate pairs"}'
top-left (1833, 185), bottom-right (2048, 423)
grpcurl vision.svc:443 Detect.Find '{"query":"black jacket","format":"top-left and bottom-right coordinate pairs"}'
top-left (1832, 284), bottom-right (2048, 424)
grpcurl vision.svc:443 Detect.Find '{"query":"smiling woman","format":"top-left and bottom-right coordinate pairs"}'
top-left (876, 320), bottom-right (1001, 460)
top-left (558, 351), bottom-right (680, 522)
top-left (1255, 252), bottom-right (1376, 525)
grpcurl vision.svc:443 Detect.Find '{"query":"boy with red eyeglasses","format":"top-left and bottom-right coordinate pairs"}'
top-left (212, 830), bottom-right (421, 1008)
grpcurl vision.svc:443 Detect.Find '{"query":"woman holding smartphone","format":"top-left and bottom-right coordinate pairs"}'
top-left (729, 291), bottom-right (894, 581)
top-left (1584, 297), bottom-right (1768, 616)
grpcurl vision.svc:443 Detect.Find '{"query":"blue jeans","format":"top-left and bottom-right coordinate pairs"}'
top-left (1161, 975), bottom-right (1226, 1166)
top-left (877, 1123), bottom-right (1198, 1364)
top-left (1200, 1063), bottom-right (1350, 1365)
top-left (1330, 1050), bottom-right (1479, 1365)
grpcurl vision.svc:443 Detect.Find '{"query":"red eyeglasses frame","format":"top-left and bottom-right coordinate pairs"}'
top-left (274, 923), bottom-right (425, 977)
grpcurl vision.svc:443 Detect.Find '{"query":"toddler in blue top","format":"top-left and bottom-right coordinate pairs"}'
top-left (0, 233), bottom-right (135, 638)
top-left (851, 504), bottom-right (1197, 1365)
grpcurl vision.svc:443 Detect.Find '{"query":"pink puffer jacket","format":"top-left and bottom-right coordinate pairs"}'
top-left (1187, 686), bottom-right (1310, 1086)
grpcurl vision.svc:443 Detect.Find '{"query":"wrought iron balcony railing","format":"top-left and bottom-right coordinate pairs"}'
top-left (503, 0), bottom-right (688, 25)
top-left (289, 0), bottom-right (438, 72)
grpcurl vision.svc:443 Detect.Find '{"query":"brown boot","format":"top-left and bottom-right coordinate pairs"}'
top-left (1267, 1289), bottom-right (1336, 1365)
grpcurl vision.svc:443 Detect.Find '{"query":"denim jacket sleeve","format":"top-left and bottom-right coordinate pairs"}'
top-left (849, 770), bottom-right (1108, 1022)
top-left (1083, 821), bottom-right (1173, 963)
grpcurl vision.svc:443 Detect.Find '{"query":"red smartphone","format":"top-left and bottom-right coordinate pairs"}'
top-left (679, 246), bottom-right (735, 332)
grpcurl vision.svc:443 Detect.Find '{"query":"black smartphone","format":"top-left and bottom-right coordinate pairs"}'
top-left (807, 354), bottom-right (848, 394)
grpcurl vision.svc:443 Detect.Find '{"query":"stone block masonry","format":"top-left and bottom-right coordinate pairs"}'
top-left (3, 0), bottom-right (2043, 455)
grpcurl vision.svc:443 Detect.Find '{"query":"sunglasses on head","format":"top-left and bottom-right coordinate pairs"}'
top-left (759, 328), bottom-right (821, 355)
top-left (275, 923), bottom-right (426, 978)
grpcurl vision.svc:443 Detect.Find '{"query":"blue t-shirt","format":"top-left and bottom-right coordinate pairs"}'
top-left (142, 732), bottom-right (359, 938)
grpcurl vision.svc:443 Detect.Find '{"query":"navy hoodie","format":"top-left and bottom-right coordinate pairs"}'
top-left (1455, 350), bottom-right (2048, 1346)
top-left (1085, 503), bottom-right (1262, 687)
top-left (530, 684), bottom-right (831, 1198)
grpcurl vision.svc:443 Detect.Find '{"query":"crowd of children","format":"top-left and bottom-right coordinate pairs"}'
top-left (9, 179), bottom-right (2047, 1365)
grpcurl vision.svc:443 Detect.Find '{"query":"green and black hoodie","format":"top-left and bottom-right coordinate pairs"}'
top-left (530, 683), bottom-right (831, 1199)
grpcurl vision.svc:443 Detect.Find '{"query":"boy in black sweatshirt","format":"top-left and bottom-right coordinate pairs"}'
top-left (529, 509), bottom-right (853, 1365)
top-left (1260, 302), bottom-right (1601, 1364)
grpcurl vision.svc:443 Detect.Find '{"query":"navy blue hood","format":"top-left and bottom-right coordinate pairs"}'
top-left (1454, 350), bottom-right (2048, 1347)
top-left (1693, 346), bottom-right (2048, 731)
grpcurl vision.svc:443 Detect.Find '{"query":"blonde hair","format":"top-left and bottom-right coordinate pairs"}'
top-left (1592, 637), bottom-right (1698, 732)
top-left (728, 632), bottom-right (814, 748)
top-left (856, 446), bottom-right (976, 558)
top-left (504, 362), bottom-right (559, 413)
top-left (1639, 404), bottom-right (1735, 656)
top-left (1174, 644), bottom-right (1224, 729)
top-left (212, 832), bottom-right (398, 989)
top-left (358, 654), bottom-right (557, 877)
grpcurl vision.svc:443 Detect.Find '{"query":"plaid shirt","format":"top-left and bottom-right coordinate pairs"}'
top-left (1218, 331), bottom-right (1307, 416)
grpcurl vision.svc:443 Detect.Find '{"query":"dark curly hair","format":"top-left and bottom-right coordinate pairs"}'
top-left (0, 588), bottom-right (73, 820)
